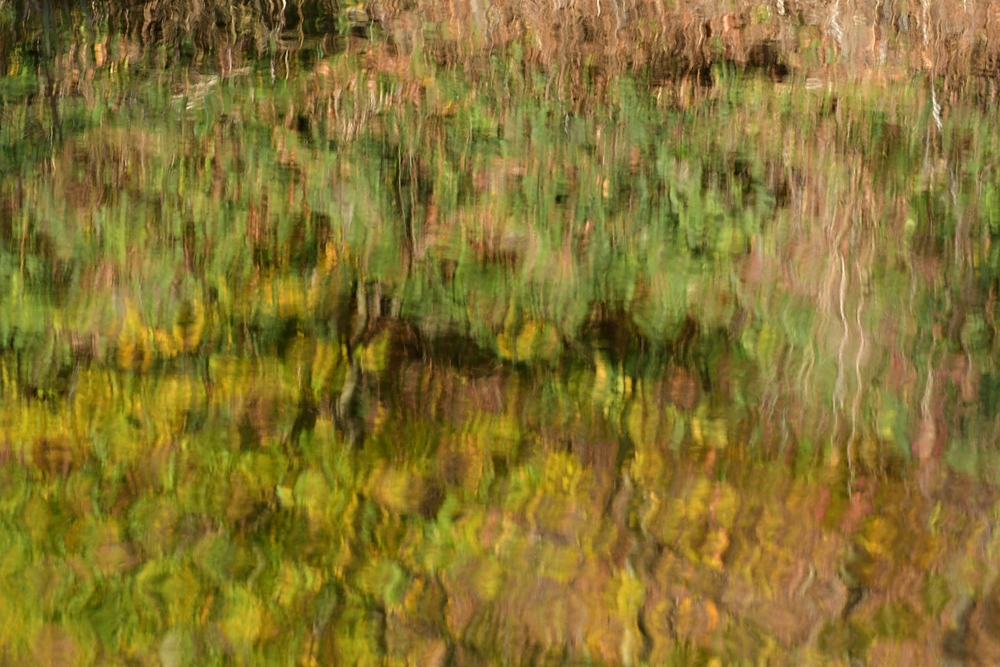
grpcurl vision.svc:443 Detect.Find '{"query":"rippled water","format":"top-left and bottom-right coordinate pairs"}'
top-left (3, 1), bottom-right (1000, 664)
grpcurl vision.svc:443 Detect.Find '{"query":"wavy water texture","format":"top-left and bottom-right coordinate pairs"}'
top-left (1, 1), bottom-right (1000, 665)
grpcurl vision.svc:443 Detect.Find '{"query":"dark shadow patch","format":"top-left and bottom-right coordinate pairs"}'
top-left (745, 40), bottom-right (790, 81)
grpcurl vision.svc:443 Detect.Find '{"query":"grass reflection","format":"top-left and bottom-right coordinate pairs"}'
top-left (2, 1), bottom-right (1000, 664)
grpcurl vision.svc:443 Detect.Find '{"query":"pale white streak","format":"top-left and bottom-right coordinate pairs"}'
top-left (931, 84), bottom-right (943, 132)
top-left (922, 0), bottom-right (943, 131)
top-left (922, 0), bottom-right (931, 49)
top-left (830, 0), bottom-right (844, 50)
top-left (850, 262), bottom-right (866, 494)
top-left (834, 252), bottom-right (848, 451)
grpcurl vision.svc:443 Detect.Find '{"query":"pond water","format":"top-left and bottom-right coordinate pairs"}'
top-left (3, 1), bottom-right (1000, 664)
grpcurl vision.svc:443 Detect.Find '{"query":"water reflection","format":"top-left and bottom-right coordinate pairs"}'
top-left (2, 1), bottom-right (1000, 664)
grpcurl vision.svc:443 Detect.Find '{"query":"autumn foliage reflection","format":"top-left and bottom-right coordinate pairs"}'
top-left (1, 0), bottom-right (1000, 664)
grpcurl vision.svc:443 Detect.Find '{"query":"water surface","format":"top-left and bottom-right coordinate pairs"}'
top-left (2, 1), bottom-right (1000, 664)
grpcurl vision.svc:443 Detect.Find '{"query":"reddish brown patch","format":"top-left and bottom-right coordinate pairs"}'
top-left (839, 481), bottom-right (876, 534)
top-left (32, 623), bottom-right (79, 667)
top-left (666, 366), bottom-right (701, 410)
top-left (813, 486), bottom-right (832, 522)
